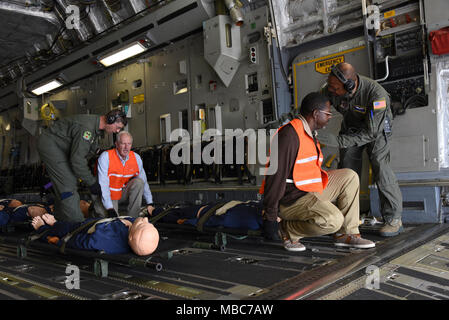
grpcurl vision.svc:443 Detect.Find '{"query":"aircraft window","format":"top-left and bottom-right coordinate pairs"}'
top-left (195, 75), bottom-right (202, 89)
top-left (246, 72), bottom-right (258, 93)
top-left (174, 79), bottom-right (188, 95)
top-left (133, 79), bottom-right (142, 88)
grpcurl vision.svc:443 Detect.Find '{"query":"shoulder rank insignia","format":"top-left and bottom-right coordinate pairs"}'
top-left (373, 99), bottom-right (386, 110)
top-left (352, 105), bottom-right (366, 114)
top-left (83, 131), bottom-right (92, 141)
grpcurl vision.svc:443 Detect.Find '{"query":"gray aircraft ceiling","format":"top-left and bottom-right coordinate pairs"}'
top-left (0, 0), bottom-right (154, 88)
top-left (0, 0), bottom-right (265, 101)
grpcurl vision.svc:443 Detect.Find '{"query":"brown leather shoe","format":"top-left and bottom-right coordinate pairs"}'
top-left (334, 234), bottom-right (376, 249)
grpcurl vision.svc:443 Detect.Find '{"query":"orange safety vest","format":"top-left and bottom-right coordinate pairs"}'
top-left (107, 149), bottom-right (139, 200)
top-left (259, 118), bottom-right (328, 194)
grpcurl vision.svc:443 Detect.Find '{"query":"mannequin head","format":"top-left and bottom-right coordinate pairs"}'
top-left (9, 199), bottom-right (23, 208)
top-left (128, 217), bottom-right (159, 256)
top-left (27, 206), bottom-right (48, 218)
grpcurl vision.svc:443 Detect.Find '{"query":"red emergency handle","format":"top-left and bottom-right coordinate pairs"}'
top-left (429, 27), bottom-right (449, 56)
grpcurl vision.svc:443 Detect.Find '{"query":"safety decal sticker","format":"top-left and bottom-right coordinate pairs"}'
top-left (373, 99), bottom-right (386, 110)
top-left (352, 105), bottom-right (366, 114)
top-left (315, 56), bottom-right (345, 74)
top-left (83, 131), bottom-right (92, 140)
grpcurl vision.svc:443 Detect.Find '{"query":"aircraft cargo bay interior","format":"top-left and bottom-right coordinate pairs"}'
top-left (0, 0), bottom-right (449, 305)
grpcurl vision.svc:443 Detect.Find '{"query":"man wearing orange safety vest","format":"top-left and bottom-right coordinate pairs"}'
top-left (96, 131), bottom-right (155, 218)
top-left (260, 92), bottom-right (375, 252)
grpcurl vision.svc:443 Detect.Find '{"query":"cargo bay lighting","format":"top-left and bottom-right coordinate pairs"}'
top-left (99, 42), bottom-right (147, 67)
top-left (31, 79), bottom-right (63, 95)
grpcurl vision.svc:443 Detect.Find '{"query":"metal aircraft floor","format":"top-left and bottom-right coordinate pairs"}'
top-left (308, 225), bottom-right (449, 300)
top-left (1, 221), bottom-right (449, 300)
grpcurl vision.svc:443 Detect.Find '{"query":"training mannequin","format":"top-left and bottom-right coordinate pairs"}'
top-left (0, 200), bottom-right (91, 226)
top-left (0, 199), bottom-right (23, 209)
top-left (32, 214), bottom-right (159, 256)
top-left (150, 201), bottom-right (263, 230)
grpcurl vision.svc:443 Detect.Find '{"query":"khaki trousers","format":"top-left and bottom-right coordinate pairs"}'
top-left (279, 169), bottom-right (360, 242)
top-left (93, 178), bottom-right (145, 218)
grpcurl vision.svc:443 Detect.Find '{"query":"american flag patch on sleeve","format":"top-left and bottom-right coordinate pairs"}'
top-left (373, 99), bottom-right (386, 110)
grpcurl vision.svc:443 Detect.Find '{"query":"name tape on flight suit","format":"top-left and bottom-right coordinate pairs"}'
top-left (353, 105), bottom-right (367, 114)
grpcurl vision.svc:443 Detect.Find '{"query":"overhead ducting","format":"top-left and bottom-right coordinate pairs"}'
top-left (46, 33), bottom-right (64, 56)
top-left (104, 0), bottom-right (122, 12)
top-left (0, 1), bottom-right (61, 27)
top-left (54, 0), bottom-right (94, 42)
top-left (129, 0), bottom-right (148, 14)
top-left (224, 0), bottom-right (244, 26)
top-left (0, 0), bottom-right (216, 109)
top-left (87, 2), bottom-right (114, 34)
top-left (32, 42), bottom-right (48, 58)
top-left (16, 63), bottom-right (29, 78)
top-left (101, 0), bottom-right (134, 25)
top-left (40, 0), bottom-right (56, 11)
top-left (8, 67), bottom-right (18, 82)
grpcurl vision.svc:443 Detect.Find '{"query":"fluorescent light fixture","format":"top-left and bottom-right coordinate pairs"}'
top-left (31, 79), bottom-right (63, 95)
top-left (175, 87), bottom-right (188, 95)
top-left (174, 79), bottom-right (188, 95)
top-left (99, 42), bottom-right (147, 67)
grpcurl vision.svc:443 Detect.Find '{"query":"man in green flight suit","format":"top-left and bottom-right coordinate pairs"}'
top-left (318, 62), bottom-right (403, 237)
top-left (37, 109), bottom-right (127, 222)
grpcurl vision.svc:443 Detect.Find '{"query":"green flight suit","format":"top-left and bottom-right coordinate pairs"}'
top-left (37, 115), bottom-right (102, 222)
top-left (325, 75), bottom-right (402, 221)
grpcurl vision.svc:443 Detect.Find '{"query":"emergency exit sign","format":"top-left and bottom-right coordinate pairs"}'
top-left (315, 56), bottom-right (345, 74)
top-left (133, 94), bottom-right (145, 104)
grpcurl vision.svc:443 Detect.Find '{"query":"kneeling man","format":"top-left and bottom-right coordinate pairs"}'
top-left (95, 131), bottom-right (155, 218)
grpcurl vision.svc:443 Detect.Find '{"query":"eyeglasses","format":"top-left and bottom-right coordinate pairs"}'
top-left (319, 110), bottom-right (332, 116)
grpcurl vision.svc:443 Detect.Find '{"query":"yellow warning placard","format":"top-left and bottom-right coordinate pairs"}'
top-left (384, 10), bottom-right (396, 19)
top-left (315, 56), bottom-right (345, 74)
top-left (133, 94), bottom-right (145, 104)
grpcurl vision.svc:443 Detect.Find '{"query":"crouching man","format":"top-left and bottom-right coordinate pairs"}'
top-left (260, 92), bottom-right (375, 252)
top-left (94, 131), bottom-right (155, 218)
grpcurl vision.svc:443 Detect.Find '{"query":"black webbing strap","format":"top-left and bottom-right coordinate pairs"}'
top-left (59, 219), bottom-right (100, 254)
top-left (149, 206), bottom-right (176, 225)
top-left (196, 202), bottom-right (227, 233)
top-left (247, 229), bottom-right (262, 236)
top-left (14, 203), bottom-right (44, 210)
top-left (26, 228), bottom-right (53, 246)
top-left (14, 203), bottom-right (52, 215)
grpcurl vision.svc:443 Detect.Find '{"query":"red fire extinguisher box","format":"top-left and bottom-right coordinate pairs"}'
top-left (429, 27), bottom-right (449, 56)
